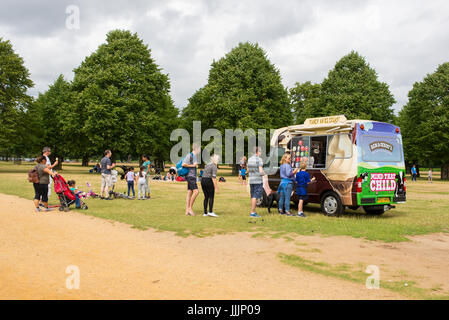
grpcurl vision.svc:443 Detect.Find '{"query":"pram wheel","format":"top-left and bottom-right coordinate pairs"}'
top-left (59, 206), bottom-right (64, 211)
top-left (81, 204), bottom-right (88, 210)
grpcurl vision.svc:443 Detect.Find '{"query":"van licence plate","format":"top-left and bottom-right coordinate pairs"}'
top-left (377, 197), bottom-right (390, 203)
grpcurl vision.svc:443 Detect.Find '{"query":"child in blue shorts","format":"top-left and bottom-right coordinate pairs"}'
top-left (295, 162), bottom-right (316, 217)
top-left (240, 168), bottom-right (247, 184)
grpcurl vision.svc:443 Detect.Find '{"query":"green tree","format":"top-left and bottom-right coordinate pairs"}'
top-left (72, 29), bottom-right (178, 167)
top-left (182, 42), bottom-right (291, 172)
top-left (289, 81), bottom-right (322, 124)
top-left (0, 38), bottom-right (34, 158)
top-left (28, 75), bottom-right (74, 168)
top-left (320, 51), bottom-right (395, 122)
top-left (398, 63), bottom-right (449, 173)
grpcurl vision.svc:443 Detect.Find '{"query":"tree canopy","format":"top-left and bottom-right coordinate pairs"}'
top-left (72, 29), bottom-right (178, 164)
top-left (398, 62), bottom-right (449, 166)
top-left (183, 42), bottom-right (291, 130)
top-left (289, 81), bottom-right (322, 124)
top-left (0, 38), bottom-right (34, 157)
top-left (27, 75), bottom-right (74, 164)
top-left (320, 51), bottom-right (396, 122)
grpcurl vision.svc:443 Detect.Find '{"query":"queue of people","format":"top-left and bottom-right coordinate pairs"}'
top-left (31, 145), bottom-right (319, 218)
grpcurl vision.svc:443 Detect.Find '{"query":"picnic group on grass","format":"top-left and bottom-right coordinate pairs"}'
top-left (32, 144), bottom-right (322, 218)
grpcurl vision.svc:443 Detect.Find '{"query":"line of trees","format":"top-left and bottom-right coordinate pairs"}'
top-left (1, 30), bottom-right (179, 169)
top-left (0, 31), bottom-right (448, 176)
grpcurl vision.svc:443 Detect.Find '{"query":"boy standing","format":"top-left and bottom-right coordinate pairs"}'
top-left (240, 167), bottom-right (247, 185)
top-left (411, 165), bottom-right (417, 182)
top-left (295, 162), bottom-right (316, 218)
top-left (247, 147), bottom-right (266, 218)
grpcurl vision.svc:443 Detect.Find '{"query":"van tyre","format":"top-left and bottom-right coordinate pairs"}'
top-left (363, 206), bottom-right (385, 215)
top-left (320, 191), bottom-right (344, 217)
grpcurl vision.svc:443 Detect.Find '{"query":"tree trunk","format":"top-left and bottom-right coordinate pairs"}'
top-left (154, 159), bottom-right (165, 172)
top-left (441, 164), bottom-right (449, 180)
top-left (232, 163), bottom-right (240, 175)
top-left (82, 155), bottom-right (89, 167)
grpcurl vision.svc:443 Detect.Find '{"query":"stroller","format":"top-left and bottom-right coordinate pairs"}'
top-left (53, 174), bottom-right (88, 211)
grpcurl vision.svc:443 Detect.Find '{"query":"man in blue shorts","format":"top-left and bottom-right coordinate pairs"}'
top-left (247, 147), bottom-right (266, 218)
top-left (182, 143), bottom-right (201, 216)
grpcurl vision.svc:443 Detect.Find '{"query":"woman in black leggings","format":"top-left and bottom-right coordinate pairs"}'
top-left (201, 154), bottom-right (219, 217)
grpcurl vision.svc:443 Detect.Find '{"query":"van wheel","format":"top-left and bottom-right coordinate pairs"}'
top-left (320, 192), bottom-right (344, 217)
top-left (363, 207), bottom-right (385, 215)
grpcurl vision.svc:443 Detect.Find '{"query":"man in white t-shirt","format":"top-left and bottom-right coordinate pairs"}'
top-left (42, 147), bottom-right (58, 201)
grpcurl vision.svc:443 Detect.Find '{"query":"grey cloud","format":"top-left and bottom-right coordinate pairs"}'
top-left (1, 0), bottom-right (448, 114)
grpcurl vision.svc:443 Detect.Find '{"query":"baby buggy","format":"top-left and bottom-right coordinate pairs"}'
top-left (53, 174), bottom-right (88, 211)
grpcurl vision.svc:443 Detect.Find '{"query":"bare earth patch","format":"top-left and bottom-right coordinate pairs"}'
top-left (1, 193), bottom-right (446, 300)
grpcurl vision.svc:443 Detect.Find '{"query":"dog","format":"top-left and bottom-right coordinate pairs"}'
top-left (267, 191), bottom-right (281, 213)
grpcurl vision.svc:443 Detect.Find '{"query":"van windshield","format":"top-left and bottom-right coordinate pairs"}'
top-left (361, 135), bottom-right (402, 163)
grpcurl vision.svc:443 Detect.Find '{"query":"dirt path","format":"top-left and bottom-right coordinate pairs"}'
top-left (1, 193), bottom-right (444, 300)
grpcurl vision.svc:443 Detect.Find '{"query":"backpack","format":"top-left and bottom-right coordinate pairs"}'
top-left (28, 167), bottom-right (39, 183)
top-left (176, 152), bottom-right (193, 177)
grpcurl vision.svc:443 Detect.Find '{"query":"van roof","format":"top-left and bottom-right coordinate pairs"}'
top-left (271, 115), bottom-right (372, 147)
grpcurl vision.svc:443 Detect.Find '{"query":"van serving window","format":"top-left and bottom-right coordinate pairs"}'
top-left (327, 134), bottom-right (353, 160)
top-left (289, 136), bottom-right (311, 169)
top-left (289, 135), bottom-right (330, 170)
top-left (310, 136), bottom-right (328, 168)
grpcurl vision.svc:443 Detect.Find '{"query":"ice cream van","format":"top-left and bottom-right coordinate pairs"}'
top-left (265, 115), bottom-right (406, 216)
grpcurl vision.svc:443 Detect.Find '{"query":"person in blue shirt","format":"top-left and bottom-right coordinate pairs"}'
top-left (67, 180), bottom-right (81, 209)
top-left (295, 162), bottom-right (316, 218)
top-left (240, 167), bottom-right (247, 185)
top-left (278, 153), bottom-right (299, 215)
top-left (141, 154), bottom-right (152, 199)
top-left (411, 165), bottom-right (417, 182)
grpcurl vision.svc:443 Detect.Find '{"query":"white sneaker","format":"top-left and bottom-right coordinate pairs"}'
top-left (203, 213), bottom-right (209, 217)
top-left (207, 212), bottom-right (218, 217)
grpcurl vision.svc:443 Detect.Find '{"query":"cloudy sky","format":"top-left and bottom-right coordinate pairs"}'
top-left (1, 0), bottom-right (449, 113)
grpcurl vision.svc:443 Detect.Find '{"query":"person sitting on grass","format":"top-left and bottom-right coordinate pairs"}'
top-left (295, 162), bottom-right (316, 218)
top-left (67, 180), bottom-right (81, 209)
top-left (168, 166), bottom-right (177, 181)
top-left (33, 155), bottom-right (57, 212)
top-left (125, 167), bottom-right (136, 198)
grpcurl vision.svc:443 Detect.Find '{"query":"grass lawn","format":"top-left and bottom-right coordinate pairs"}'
top-left (1, 161), bottom-right (448, 242)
